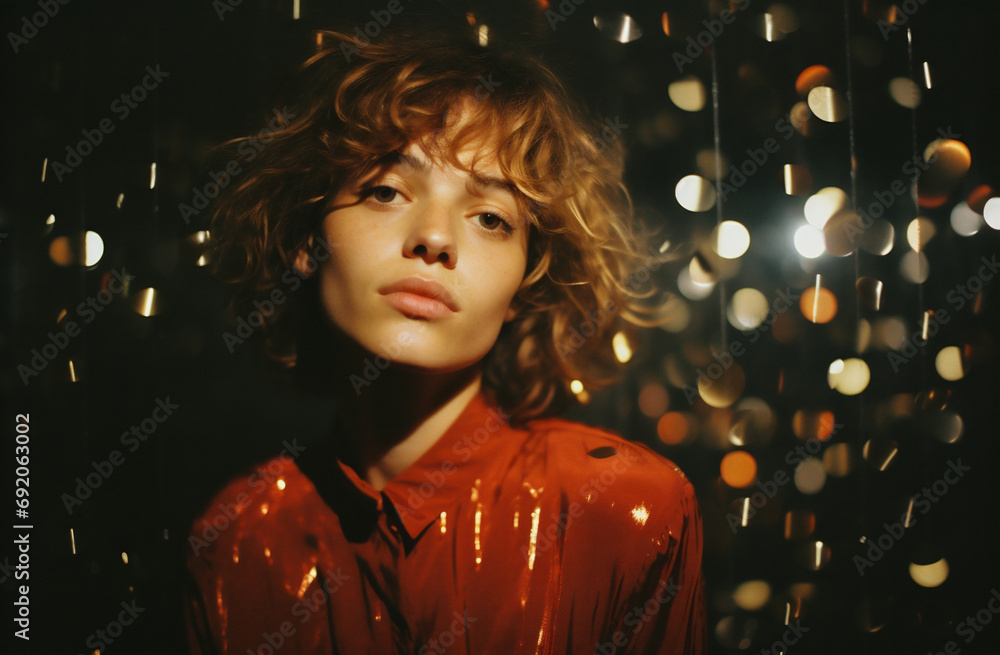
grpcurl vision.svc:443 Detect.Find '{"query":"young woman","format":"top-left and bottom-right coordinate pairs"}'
top-left (186, 24), bottom-right (705, 655)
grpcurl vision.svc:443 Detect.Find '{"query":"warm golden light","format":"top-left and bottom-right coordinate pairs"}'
top-left (906, 217), bottom-right (936, 251)
top-left (698, 362), bottom-right (746, 408)
top-left (799, 286), bottom-right (837, 324)
top-left (909, 559), bottom-right (949, 588)
top-left (713, 220), bottom-right (751, 259)
top-left (612, 332), bottom-right (632, 363)
top-left (827, 358), bottom-right (870, 395)
top-left (794, 458), bottom-right (826, 494)
top-left (804, 187), bottom-right (848, 228)
top-left (720, 451), bottom-right (757, 488)
top-left (668, 76), bottom-right (706, 112)
top-left (728, 288), bottom-right (769, 330)
top-left (807, 86), bottom-right (848, 122)
top-left (675, 175), bottom-right (716, 212)
top-left (733, 580), bottom-right (771, 611)
top-left (657, 412), bottom-right (689, 445)
top-left (84, 231), bottom-right (104, 267)
top-left (935, 346), bottom-right (964, 381)
top-left (888, 77), bottom-right (921, 108)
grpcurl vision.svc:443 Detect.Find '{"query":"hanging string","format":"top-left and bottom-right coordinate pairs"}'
top-left (710, 26), bottom-right (727, 350)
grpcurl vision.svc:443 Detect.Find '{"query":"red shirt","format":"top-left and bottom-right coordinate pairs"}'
top-left (185, 392), bottom-right (706, 654)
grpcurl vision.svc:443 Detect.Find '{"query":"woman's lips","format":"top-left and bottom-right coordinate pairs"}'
top-left (379, 277), bottom-right (458, 319)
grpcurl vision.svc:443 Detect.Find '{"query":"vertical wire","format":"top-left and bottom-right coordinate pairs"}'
top-left (906, 27), bottom-right (928, 392)
top-left (842, 2), bottom-right (867, 645)
top-left (710, 29), bottom-right (727, 350)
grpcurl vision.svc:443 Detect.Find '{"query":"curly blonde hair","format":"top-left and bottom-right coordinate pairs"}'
top-left (210, 25), bottom-right (667, 420)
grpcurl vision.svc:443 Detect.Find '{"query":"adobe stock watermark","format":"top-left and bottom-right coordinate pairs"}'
top-left (188, 439), bottom-right (307, 556)
top-left (61, 397), bottom-right (181, 515)
top-left (843, 126), bottom-right (960, 247)
top-left (349, 331), bottom-right (416, 395)
top-left (222, 236), bottom-right (335, 353)
top-left (941, 588), bottom-right (1000, 654)
top-left (18, 269), bottom-right (133, 385)
top-left (524, 446), bottom-right (642, 566)
top-left (877, 0), bottom-right (930, 41)
top-left (682, 287), bottom-right (800, 406)
top-left (179, 106), bottom-right (297, 224)
top-left (212, 0), bottom-right (243, 21)
top-left (551, 115), bottom-right (629, 197)
top-left (0, 556), bottom-right (15, 584)
top-left (852, 458), bottom-right (970, 576)
top-left (545, 0), bottom-right (587, 31)
top-left (717, 112), bottom-right (796, 202)
top-left (244, 567), bottom-right (350, 655)
top-left (594, 577), bottom-right (682, 654)
top-left (50, 64), bottom-right (169, 181)
top-left (557, 241), bottom-right (676, 361)
top-left (887, 253), bottom-right (999, 373)
top-left (404, 407), bottom-right (512, 513)
top-left (673, 0), bottom-right (752, 73)
top-left (756, 620), bottom-right (810, 655)
top-left (726, 421), bottom-right (844, 533)
top-left (417, 611), bottom-right (478, 655)
top-left (338, 0), bottom-right (412, 62)
top-left (8, 0), bottom-right (70, 54)
top-left (63, 601), bottom-right (145, 654)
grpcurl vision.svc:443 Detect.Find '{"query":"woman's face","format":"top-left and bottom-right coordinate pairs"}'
top-left (297, 141), bottom-right (530, 373)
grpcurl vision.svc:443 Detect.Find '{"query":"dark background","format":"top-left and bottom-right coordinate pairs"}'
top-left (2, 0), bottom-right (1000, 653)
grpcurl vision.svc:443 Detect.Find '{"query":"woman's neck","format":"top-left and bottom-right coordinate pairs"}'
top-left (337, 363), bottom-right (482, 491)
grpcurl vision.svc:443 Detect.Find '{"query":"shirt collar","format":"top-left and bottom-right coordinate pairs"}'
top-left (333, 391), bottom-right (515, 541)
top-left (299, 391), bottom-right (515, 543)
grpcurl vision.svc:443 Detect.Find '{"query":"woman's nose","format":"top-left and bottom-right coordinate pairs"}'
top-left (402, 202), bottom-right (458, 267)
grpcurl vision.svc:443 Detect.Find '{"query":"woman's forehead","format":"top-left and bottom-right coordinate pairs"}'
top-left (398, 141), bottom-right (505, 179)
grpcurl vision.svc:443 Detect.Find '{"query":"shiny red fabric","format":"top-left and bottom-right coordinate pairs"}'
top-left (185, 392), bottom-right (706, 654)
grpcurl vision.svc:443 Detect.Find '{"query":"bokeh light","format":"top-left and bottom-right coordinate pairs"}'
top-left (804, 187), bottom-right (848, 228)
top-left (900, 251), bottom-right (930, 284)
top-left (950, 202), bottom-right (984, 236)
top-left (827, 358), bottom-right (870, 395)
top-left (909, 559), bottom-right (949, 588)
top-left (721, 451), bottom-right (758, 488)
top-left (732, 580), bottom-right (771, 611)
top-left (698, 362), bottom-right (746, 408)
top-left (612, 331), bottom-right (632, 363)
top-left (799, 286), bottom-right (837, 324)
top-left (794, 458), bottom-right (827, 494)
top-left (676, 175), bottom-right (717, 212)
top-left (934, 346), bottom-right (964, 381)
top-left (678, 265), bottom-right (715, 300)
top-left (807, 86), bottom-right (848, 122)
top-left (713, 221), bottom-right (751, 259)
top-left (985, 197), bottom-right (1000, 230)
top-left (728, 288), bottom-right (770, 330)
top-left (906, 217), bottom-right (936, 252)
top-left (888, 77), bottom-right (921, 108)
top-left (794, 224), bottom-right (825, 258)
top-left (84, 231), bottom-right (105, 267)
top-left (657, 412), bottom-right (690, 445)
top-left (668, 76), bottom-right (706, 112)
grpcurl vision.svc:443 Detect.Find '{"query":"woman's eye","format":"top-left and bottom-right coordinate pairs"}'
top-left (364, 186), bottom-right (400, 204)
top-left (476, 212), bottom-right (512, 232)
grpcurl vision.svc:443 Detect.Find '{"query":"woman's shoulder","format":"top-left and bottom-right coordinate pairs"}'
top-left (186, 454), bottom-right (315, 561)
top-left (515, 414), bottom-right (697, 524)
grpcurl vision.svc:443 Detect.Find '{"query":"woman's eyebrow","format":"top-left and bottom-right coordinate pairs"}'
top-left (469, 172), bottom-right (519, 198)
top-left (392, 152), bottom-right (429, 173)
top-left (394, 151), bottom-right (520, 198)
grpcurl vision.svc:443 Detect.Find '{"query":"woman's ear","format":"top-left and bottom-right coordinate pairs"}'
top-left (293, 236), bottom-right (317, 277)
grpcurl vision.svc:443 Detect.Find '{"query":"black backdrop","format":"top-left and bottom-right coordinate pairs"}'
top-left (3, 0), bottom-right (1000, 653)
